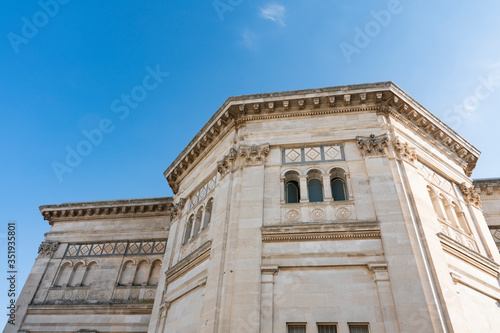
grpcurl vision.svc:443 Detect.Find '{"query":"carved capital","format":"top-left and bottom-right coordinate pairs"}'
top-left (238, 143), bottom-right (270, 165)
top-left (393, 138), bottom-right (417, 163)
top-left (38, 241), bottom-right (59, 258)
top-left (356, 134), bottom-right (388, 156)
top-left (460, 183), bottom-right (482, 209)
top-left (170, 198), bottom-right (186, 220)
top-left (217, 144), bottom-right (270, 177)
top-left (217, 147), bottom-right (237, 178)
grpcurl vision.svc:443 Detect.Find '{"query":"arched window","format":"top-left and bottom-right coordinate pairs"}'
top-left (441, 196), bottom-right (457, 226)
top-left (82, 262), bottom-right (97, 287)
top-left (330, 168), bottom-right (346, 201)
top-left (69, 262), bottom-right (86, 287)
top-left (183, 215), bottom-right (194, 244)
top-left (284, 171), bottom-right (300, 204)
top-left (148, 260), bottom-right (162, 285)
top-left (453, 203), bottom-right (471, 234)
top-left (134, 261), bottom-right (149, 285)
top-left (203, 198), bottom-right (213, 230)
top-left (55, 263), bottom-right (72, 287)
top-left (427, 187), bottom-right (445, 221)
top-left (192, 208), bottom-right (203, 237)
top-left (118, 261), bottom-right (135, 286)
top-left (307, 170), bottom-right (324, 203)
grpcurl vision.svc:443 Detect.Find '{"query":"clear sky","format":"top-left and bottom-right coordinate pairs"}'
top-left (1, 0), bottom-right (500, 324)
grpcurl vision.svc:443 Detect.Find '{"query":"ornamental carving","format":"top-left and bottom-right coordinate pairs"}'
top-left (356, 134), bottom-right (389, 156)
top-left (394, 138), bottom-right (417, 163)
top-left (170, 198), bottom-right (186, 220)
top-left (217, 144), bottom-right (270, 177)
top-left (460, 183), bottom-right (482, 209)
top-left (285, 210), bottom-right (301, 222)
top-left (239, 143), bottom-right (270, 165)
top-left (38, 241), bottom-right (59, 258)
top-left (311, 208), bottom-right (325, 221)
top-left (335, 207), bottom-right (351, 219)
top-left (217, 148), bottom-right (237, 177)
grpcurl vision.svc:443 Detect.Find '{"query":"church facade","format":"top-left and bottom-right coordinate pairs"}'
top-left (8, 82), bottom-right (500, 333)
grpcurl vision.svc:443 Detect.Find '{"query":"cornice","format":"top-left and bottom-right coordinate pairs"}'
top-left (438, 233), bottom-right (499, 278)
top-left (262, 221), bottom-right (380, 242)
top-left (165, 240), bottom-right (211, 283)
top-left (40, 197), bottom-right (173, 225)
top-left (164, 82), bottom-right (480, 193)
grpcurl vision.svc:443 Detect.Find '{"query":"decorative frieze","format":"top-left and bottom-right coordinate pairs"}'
top-left (419, 163), bottom-right (453, 193)
top-left (262, 222), bottom-right (380, 242)
top-left (38, 241), bottom-right (59, 258)
top-left (64, 240), bottom-right (167, 258)
top-left (282, 145), bottom-right (344, 165)
top-left (394, 138), bottom-right (417, 163)
top-left (356, 134), bottom-right (389, 156)
top-left (460, 183), bottom-right (482, 209)
top-left (187, 175), bottom-right (217, 212)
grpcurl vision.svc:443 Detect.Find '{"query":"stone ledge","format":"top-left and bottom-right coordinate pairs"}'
top-left (166, 241), bottom-right (211, 283)
top-left (262, 221), bottom-right (380, 242)
top-left (40, 197), bottom-right (173, 224)
top-left (438, 232), bottom-right (500, 277)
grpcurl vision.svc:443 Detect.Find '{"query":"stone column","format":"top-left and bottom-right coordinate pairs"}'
top-left (345, 173), bottom-right (354, 201)
top-left (260, 265), bottom-right (279, 333)
top-left (322, 174), bottom-right (333, 201)
top-left (280, 177), bottom-right (285, 204)
top-left (299, 175), bottom-right (309, 203)
top-left (368, 263), bottom-right (400, 333)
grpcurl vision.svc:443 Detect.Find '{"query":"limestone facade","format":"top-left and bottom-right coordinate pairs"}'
top-left (474, 179), bottom-right (500, 252)
top-left (8, 82), bottom-right (500, 333)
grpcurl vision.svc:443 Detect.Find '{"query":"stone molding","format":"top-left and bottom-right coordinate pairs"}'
top-left (217, 143), bottom-right (270, 178)
top-left (367, 262), bottom-right (389, 281)
top-left (438, 233), bottom-right (499, 278)
top-left (26, 303), bottom-right (153, 315)
top-left (38, 241), bottom-right (59, 258)
top-left (356, 134), bottom-right (389, 156)
top-left (165, 241), bottom-right (211, 283)
top-left (164, 82), bottom-right (479, 193)
top-left (261, 265), bottom-right (279, 275)
top-left (460, 183), bottom-right (482, 209)
top-left (262, 222), bottom-right (380, 242)
top-left (40, 197), bottom-right (172, 224)
top-left (474, 178), bottom-right (500, 198)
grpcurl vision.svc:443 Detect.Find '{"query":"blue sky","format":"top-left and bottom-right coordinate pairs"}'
top-left (1, 0), bottom-right (500, 323)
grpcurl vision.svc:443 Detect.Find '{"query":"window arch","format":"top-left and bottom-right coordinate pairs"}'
top-left (307, 169), bottom-right (324, 202)
top-left (452, 202), bottom-right (471, 234)
top-left (192, 208), bottom-right (203, 237)
top-left (55, 262), bottom-right (72, 287)
top-left (118, 260), bottom-right (135, 286)
top-left (82, 262), bottom-right (97, 287)
top-left (427, 187), bottom-right (445, 221)
top-left (133, 260), bottom-right (150, 285)
top-left (284, 171), bottom-right (300, 204)
top-left (330, 168), bottom-right (346, 201)
top-left (148, 260), bottom-right (162, 285)
top-left (183, 215), bottom-right (194, 244)
top-left (69, 262), bottom-right (86, 287)
top-left (203, 198), bottom-right (213, 230)
top-left (440, 195), bottom-right (457, 227)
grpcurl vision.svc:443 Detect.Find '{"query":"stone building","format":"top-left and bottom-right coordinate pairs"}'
top-left (8, 82), bottom-right (500, 333)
